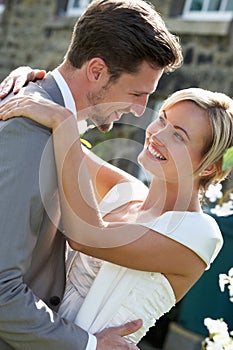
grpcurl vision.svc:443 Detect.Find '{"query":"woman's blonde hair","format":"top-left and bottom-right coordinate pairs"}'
top-left (159, 88), bottom-right (233, 192)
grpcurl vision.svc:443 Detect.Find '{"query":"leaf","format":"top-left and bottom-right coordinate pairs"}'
top-left (222, 147), bottom-right (233, 171)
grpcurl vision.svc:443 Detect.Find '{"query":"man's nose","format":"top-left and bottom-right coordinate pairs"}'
top-left (131, 104), bottom-right (145, 117)
top-left (131, 96), bottom-right (149, 117)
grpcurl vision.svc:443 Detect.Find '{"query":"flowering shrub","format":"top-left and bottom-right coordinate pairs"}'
top-left (202, 148), bottom-right (233, 349)
top-left (202, 318), bottom-right (233, 350)
top-left (202, 269), bottom-right (233, 349)
top-left (219, 268), bottom-right (233, 303)
top-left (205, 147), bottom-right (233, 217)
top-left (205, 184), bottom-right (233, 217)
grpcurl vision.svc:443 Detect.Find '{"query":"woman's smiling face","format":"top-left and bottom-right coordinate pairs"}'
top-left (138, 100), bottom-right (212, 183)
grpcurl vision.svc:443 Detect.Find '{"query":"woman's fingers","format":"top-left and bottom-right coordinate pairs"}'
top-left (14, 69), bottom-right (46, 94)
top-left (0, 97), bottom-right (26, 120)
top-left (0, 76), bottom-right (15, 99)
top-left (0, 95), bottom-right (41, 121)
top-left (0, 95), bottom-right (74, 130)
top-left (0, 68), bottom-right (46, 99)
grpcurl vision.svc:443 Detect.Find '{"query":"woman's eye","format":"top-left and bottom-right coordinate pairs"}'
top-left (159, 116), bottom-right (166, 125)
top-left (174, 132), bottom-right (184, 141)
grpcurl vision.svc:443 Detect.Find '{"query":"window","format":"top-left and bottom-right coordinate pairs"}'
top-left (183, 0), bottom-right (233, 20)
top-left (66, 0), bottom-right (91, 17)
top-left (0, 0), bottom-right (5, 14)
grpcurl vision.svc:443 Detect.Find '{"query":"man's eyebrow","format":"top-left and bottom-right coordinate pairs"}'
top-left (131, 90), bottom-right (151, 95)
top-left (163, 110), bottom-right (190, 140)
top-left (132, 85), bottom-right (157, 95)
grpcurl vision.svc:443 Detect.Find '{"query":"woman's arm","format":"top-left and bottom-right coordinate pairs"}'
top-left (0, 96), bottom-right (205, 279)
top-left (50, 115), bottom-right (201, 277)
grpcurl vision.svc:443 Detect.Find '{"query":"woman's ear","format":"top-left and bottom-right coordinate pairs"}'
top-left (199, 164), bottom-right (217, 177)
top-left (86, 58), bottom-right (108, 82)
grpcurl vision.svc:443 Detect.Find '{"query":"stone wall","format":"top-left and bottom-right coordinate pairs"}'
top-left (0, 0), bottom-right (73, 78)
top-left (0, 0), bottom-right (233, 98)
top-left (158, 27), bottom-right (233, 98)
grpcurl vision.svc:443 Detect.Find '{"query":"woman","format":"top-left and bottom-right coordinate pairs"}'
top-left (0, 87), bottom-right (232, 344)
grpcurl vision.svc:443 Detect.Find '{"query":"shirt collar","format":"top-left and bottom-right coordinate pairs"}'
top-left (51, 68), bottom-right (76, 116)
top-left (50, 68), bottom-right (87, 134)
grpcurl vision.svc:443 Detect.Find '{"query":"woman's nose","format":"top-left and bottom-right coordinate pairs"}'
top-left (150, 132), bottom-right (165, 146)
top-left (131, 95), bottom-right (149, 117)
top-left (150, 123), bottom-right (172, 145)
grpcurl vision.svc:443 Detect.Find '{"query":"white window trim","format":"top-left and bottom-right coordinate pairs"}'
top-left (182, 0), bottom-right (233, 21)
top-left (0, 4), bottom-right (5, 14)
top-left (66, 0), bottom-right (90, 17)
top-left (182, 11), bottom-right (233, 21)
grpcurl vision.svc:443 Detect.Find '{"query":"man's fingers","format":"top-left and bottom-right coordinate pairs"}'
top-left (95, 320), bottom-right (143, 350)
top-left (115, 319), bottom-right (143, 337)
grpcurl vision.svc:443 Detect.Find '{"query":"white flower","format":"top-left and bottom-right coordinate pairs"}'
top-left (205, 184), bottom-right (223, 202)
top-left (219, 269), bottom-right (233, 302)
top-left (205, 338), bottom-right (224, 349)
top-left (211, 201), bottom-right (233, 217)
top-left (204, 318), bottom-right (229, 335)
top-left (203, 318), bottom-right (233, 350)
top-left (219, 274), bottom-right (232, 292)
top-left (213, 332), bottom-right (232, 346)
top-left (229, 285), bottom-right (233, 298)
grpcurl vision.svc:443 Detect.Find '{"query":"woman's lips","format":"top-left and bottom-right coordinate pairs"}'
top-left (147, 143), bottom-right (167, 160)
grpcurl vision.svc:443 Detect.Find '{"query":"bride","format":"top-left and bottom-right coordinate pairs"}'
top-left (0, 87), bottom-right (232, 344)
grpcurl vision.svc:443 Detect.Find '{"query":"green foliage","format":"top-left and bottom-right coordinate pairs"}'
top-left (222, 147), bottom-right (233, 171)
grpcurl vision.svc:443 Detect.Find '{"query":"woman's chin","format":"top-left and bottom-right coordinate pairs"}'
top-left (138, 155), bottom-right (152, 175)
top-left (137, 153), bottom-right (145, 168)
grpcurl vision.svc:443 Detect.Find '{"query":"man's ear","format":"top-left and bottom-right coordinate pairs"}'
top-left (199, 164), bottom-right (217, 177)
top-left (86, 58), bottom-right (108, 82)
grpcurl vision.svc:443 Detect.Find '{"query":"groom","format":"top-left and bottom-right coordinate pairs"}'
top-left (0, 0), bottom-right (182, 349)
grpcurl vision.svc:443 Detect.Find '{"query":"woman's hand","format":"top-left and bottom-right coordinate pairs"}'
top-left (0, 95), bottom-right (74, 130)
top-left (0, 67), bottom-right (46, 99)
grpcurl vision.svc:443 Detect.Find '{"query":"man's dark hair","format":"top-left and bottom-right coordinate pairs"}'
top-left (66, 0), bottom-right (183, 81)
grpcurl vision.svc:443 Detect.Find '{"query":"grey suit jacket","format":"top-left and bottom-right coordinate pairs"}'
top-left (0, 75), bottom-right (88, 349)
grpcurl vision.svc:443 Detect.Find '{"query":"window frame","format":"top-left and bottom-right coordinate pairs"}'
top-left (0, 3), bottom-right (5, 14)
top-left (182, 0), bottom-right (233, 21)
top-left (66, 0), bottom-right (90, 17)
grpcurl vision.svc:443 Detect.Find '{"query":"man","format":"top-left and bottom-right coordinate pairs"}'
top-left (0, 0), bottom-right (182, 349)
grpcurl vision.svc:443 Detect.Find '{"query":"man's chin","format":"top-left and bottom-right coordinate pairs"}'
top-left (97, 122), bottom-right (113, 133)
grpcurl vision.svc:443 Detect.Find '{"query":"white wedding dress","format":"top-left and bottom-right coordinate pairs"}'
top-left (58, 182), bottom-right (223, 344)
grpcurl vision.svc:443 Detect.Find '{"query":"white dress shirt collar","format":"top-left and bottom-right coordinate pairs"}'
top-left (51, 68), bottom-right (76, 116)
top-left (51, 68), bottom-right (87, 134)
